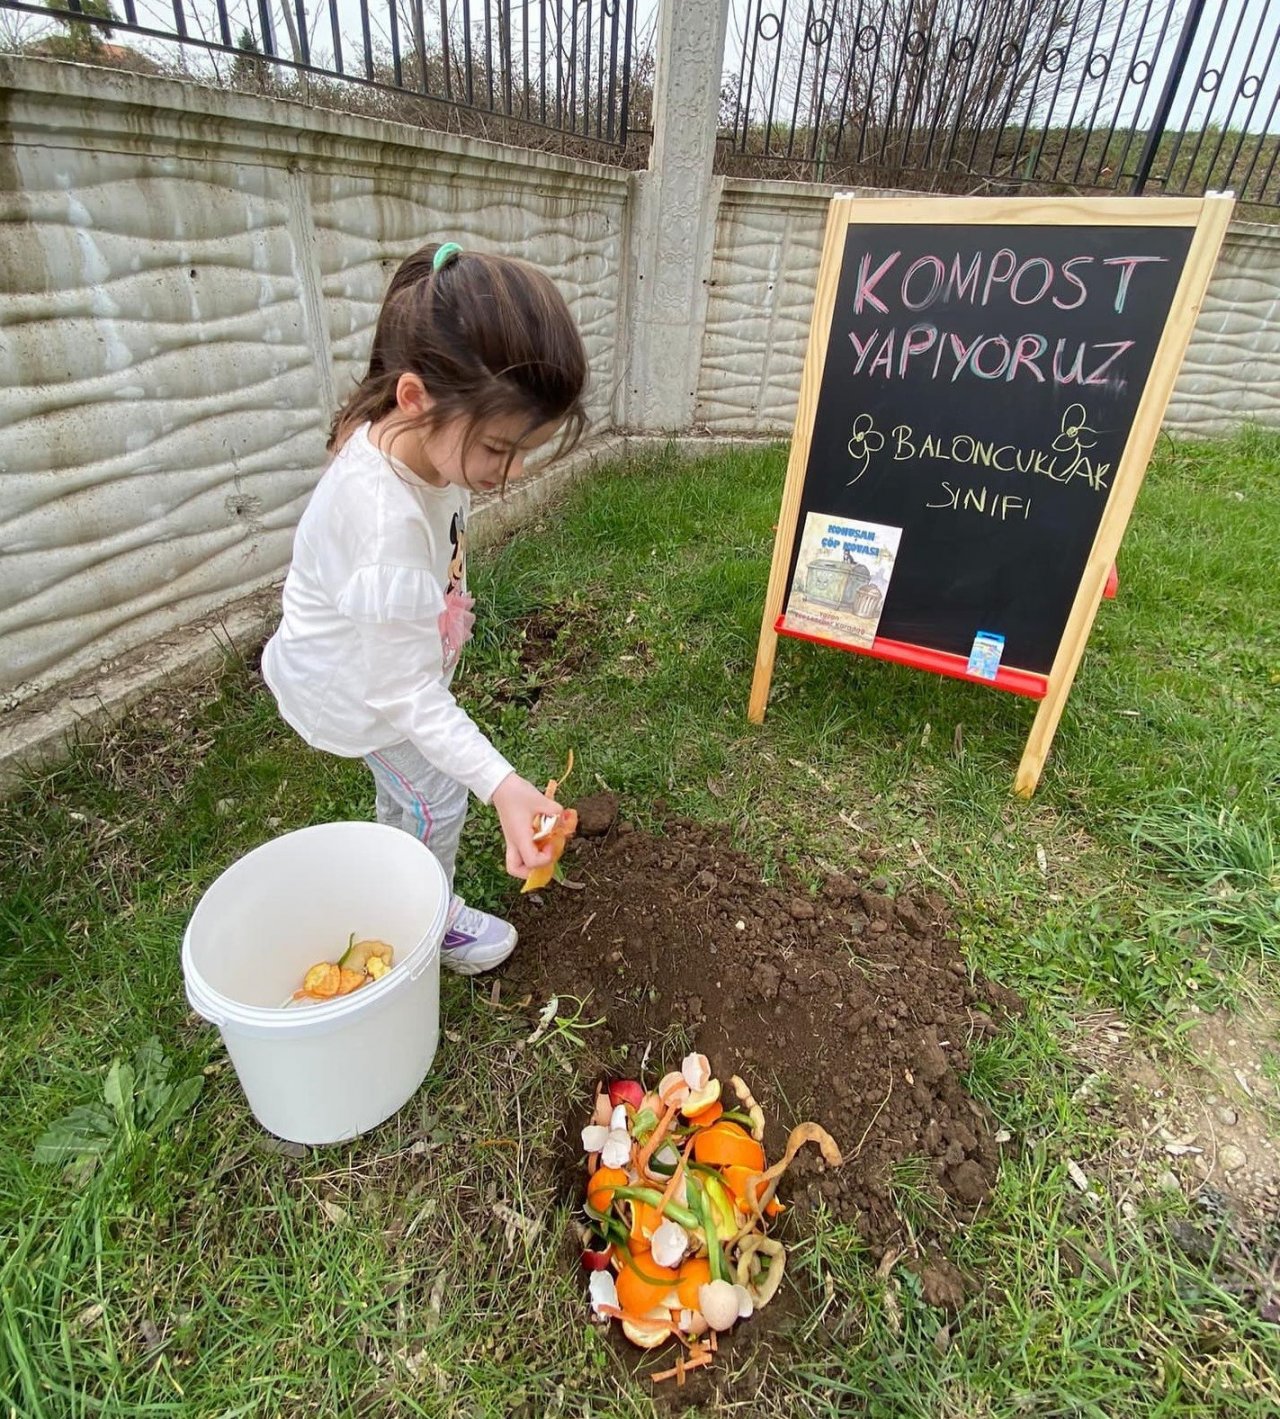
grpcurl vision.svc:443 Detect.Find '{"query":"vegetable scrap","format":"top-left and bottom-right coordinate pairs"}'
top-left (522, 750), bottom-right (579, 894)
top-left (578, 1053), bottom-right (842, 1383)
top-left (292, 935), bottom-right (395, 1003)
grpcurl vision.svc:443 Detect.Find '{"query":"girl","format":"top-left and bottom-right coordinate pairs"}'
top-left (263, 241), bottom-right (588, 974)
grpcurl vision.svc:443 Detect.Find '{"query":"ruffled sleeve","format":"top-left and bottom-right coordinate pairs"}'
top-left (336, 564), bottom-right (445, 624)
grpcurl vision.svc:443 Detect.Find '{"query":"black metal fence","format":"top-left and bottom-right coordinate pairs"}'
top-left (721, 0), bottom-right (1280, 215)
top-left (1, 0), bottom-right (638, 148)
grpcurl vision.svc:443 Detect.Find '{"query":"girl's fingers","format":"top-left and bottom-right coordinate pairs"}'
top-left (504, 827), bottom-right (552, 877)
top-left (514, 831), bottom-right (552, 869)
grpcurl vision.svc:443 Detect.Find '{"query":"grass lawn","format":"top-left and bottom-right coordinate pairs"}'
top-left (2, 430), bottom-right (1278, 1417)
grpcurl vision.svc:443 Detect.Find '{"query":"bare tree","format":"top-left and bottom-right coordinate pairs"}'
top-left (0, 6), bottom-right (42, 50)
top-left (726, 0), bottom-right (1163, 187)
top-left (277, 0), bottom-right (303, 65)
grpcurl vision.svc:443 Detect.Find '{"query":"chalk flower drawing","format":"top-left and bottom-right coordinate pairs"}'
top-left (847, 414), bottom-right (885, 484)
top-left (1052, 403), bottom-right (1098, 456)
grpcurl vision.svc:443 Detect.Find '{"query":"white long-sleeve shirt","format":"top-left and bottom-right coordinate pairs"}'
top-left (262, 424), bottom-right (513, 802)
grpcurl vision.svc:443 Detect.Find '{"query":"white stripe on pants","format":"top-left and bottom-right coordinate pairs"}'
top-left (364, 741), bottom-right (468, 894)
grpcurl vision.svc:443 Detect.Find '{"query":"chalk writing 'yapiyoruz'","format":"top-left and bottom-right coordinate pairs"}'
top-left (846, 247), bottom-right (1168, 387)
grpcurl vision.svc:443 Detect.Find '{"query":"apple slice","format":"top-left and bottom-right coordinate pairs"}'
top-left (681, 1078), bottom-right (722, 1118)
top-left (608, 1079), bottom-right (645, 1110)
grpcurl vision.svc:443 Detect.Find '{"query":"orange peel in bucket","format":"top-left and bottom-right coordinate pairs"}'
top-left (298, 962), bottom-right (341, 999)
top-left (292, 936), bottom-right (397, 1004)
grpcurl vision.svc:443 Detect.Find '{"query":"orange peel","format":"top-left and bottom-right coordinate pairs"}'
top-left (615, 1257), bottom-right (680, 1318)
top-left (335, 967), bottom-right (365, 996)
top-left (720, 1164), bottom-right (783, 1217)
top-left (295, 937), bottom-right (397, 1003)
top-left (628, 1199), bottom-right (663, 1252)
top-left (301, 962), bottom-right (340, 998)
top-left (692, 1121), bottom-right (766, 1173)
top-left (674, 1257), bottom-right (711, 1310)
top-left (586, 1166), bottom-right (629, 1214)
top-left (521, 751), bottom-right (578, 894)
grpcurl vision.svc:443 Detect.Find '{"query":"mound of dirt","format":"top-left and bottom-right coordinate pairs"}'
top-left (502, 808), bottom-right (1020, 1254)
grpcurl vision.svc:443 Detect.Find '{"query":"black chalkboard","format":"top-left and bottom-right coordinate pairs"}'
top-left (781, 222), bottom-right (1194, 677)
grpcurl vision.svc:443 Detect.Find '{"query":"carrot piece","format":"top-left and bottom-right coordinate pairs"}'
top-left (636, 1098), bottom-right (681, 1176)
top-left (597, 1305), bottom-right (672, 1333)
top-left (656, 1136), bottom-right (696, 1215)
top-left (650, 1351), bottom-right (713, 1384)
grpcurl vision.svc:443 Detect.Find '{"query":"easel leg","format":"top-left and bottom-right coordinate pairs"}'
top-left (748, 619), bottom-right (779, 724)
top-left (1014, 682), bottom-right (1070, 797)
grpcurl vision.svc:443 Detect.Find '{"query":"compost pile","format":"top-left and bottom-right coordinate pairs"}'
top-left (504, 804), bottom-right (1019, 1252)
top-left (577, 1053), bottom-right (841, 1382)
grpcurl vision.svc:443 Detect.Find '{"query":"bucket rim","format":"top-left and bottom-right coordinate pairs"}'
top-left (181, 821), bottom-right (447, 1035)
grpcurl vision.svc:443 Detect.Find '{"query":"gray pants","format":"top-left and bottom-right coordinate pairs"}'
top-left (364, 741), bottom-right (468, 895)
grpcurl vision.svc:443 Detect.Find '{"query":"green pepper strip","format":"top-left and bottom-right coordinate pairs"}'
top-left (583, 1203), bottom-right (629, 1248)
top-left (672, 1109), bottom-right (754, 1139)
top-left (614, 1242), bottom-right (679, 1289)
top-left (611, 1186), bottom-right (699, 1231)
top-left (686, 1177), bottom-right (725, 1283)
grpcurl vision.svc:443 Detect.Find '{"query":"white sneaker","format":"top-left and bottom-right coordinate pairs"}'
top-left (440, 896), bottom-right (517, 975)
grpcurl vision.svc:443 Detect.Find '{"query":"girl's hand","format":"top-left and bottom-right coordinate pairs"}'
top-left (491, 773), bottom-right (564, 880)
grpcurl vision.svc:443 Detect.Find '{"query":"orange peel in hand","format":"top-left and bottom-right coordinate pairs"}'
top-left (521, 750), bottom-right (578, 894)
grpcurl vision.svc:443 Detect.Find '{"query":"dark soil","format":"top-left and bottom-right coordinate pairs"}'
top-left (499, 804), bottom-right (1023, 1406)
top-left (485, 607), bottom-right (601, 709)
top-left (503, 803), bottom-right (1021, 1258)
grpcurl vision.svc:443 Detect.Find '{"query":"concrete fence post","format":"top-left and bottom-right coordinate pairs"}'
top-left (624, 0), bottom-right (731, 432)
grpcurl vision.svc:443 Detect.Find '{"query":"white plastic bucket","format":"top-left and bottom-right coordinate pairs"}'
top-left (182, 822), bottom-right (449, 1145)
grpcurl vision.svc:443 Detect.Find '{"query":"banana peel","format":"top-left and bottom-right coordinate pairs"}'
top-left (521, 750), bottom-right (578, 894)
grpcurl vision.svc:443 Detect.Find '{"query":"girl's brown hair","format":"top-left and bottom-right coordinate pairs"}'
top-left (329, 244), bottom-right (588, 486)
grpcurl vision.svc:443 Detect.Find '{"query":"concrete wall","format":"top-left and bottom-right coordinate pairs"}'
top-left (696, 178), bottom-right (834, 432)
top-left (696, 179), bottom-right (1280, 438)
top-left (0, 56), bottom-right (628, 711)
top-left (1164, 221), bottom-right (1280, 433)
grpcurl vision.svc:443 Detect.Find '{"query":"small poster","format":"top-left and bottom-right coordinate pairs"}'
top-left (967, 631), bottom-right (1006, 680)
top-left (783, 512), bottom-right (902, 649)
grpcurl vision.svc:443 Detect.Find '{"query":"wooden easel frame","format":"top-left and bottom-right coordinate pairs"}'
top-left (748, 192), bottom-right (1235, 796)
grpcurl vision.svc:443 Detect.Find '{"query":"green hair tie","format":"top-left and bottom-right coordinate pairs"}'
top-left (433, 242), bottom-right (463, 273)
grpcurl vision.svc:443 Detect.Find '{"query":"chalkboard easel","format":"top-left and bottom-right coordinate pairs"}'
top-left (748, 193), bottom-right (1234, 795)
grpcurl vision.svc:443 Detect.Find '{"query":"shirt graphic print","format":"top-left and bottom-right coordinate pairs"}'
top-left (439, 508), bottom-right (476, 671)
